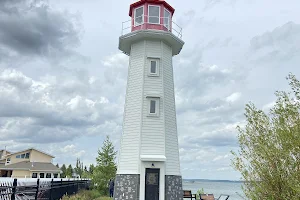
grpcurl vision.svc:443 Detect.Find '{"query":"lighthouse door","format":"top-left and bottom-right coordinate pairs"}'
top-left (145, 168), bottom-right (160, 200)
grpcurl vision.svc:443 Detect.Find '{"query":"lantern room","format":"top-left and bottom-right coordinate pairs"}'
top-left (129, 0), bottom-right (175, 33)
top-left (119, 0), bottom-right (183, 56)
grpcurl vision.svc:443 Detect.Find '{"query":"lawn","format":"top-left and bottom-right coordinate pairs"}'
top-left (61, 189), bottom-right (111, 200)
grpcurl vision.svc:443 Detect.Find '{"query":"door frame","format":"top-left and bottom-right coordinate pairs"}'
top-left (140, 161), bottom-right (165, 200)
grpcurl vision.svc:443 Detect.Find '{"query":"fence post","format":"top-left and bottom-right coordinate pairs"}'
top-left (35, 179), bottom-right (40, 200)
top-left (49, 178), bottom-right (54, 200)
top-left (11, 178), bottom-right (17, 200)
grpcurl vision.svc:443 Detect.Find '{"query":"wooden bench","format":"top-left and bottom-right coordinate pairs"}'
top-left (183, 190), bottom-right (197, 199)
top-left (200, 194), bottom-right (215, 200)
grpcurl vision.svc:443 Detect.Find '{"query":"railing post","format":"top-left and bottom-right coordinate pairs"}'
top-left (35, 179), bottom-right (40, 200)
top-left (11, 178), bottom-right (17, 200)
top-left (61, 178), bottom-right (63, 198)
top-left (49, 178), bottom-right (54, 200)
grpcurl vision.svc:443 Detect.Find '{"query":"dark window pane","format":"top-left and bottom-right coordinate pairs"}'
top-left (150, 100), bottom-right (156, 113)
top-left (32, 173), bottom-right (37, 178)
top-left (135, 7), bottom-right (144, 24)
top-left (25, 153), bottom-right (30, 159)
top-left (151, 61), bottom-right (156, 73)
top-left (149, 6), bottom-right (159, 16)
top-left (46, 173), bottom-right (51, 178)
top-left (54, 174), bottom-right (58, 178)
top-left (21, 154), bottom-right (25, 158)
top-left (40, 173), bottom-right (44, 178)
top-left (16, 155), bottom-right (20, 158)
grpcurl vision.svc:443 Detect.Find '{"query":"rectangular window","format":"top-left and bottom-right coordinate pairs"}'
top-left (39, 173), bottom-right (44, 178)
top-left (164, 9), bottom-right (171, 30)
top-left (25, 153), bottom-right (30, 159)
top-left (151, 61), bottom-right (157, 74)
top-left (16, 155), bottom-right (21, 158)
top-left (150, 100), bottom-right (156, 114)
top-left (148, 97), bottom-right (159, 116)
top-left (32, 173), bottom-right (37, 178)
top-left (46, 173), bottom-right (51, 178)
top-left (6, 157), bottom-right (11, 164)
top-left (135, 6), bottom-right (144, 26)
top-left (21, 154), bottom-right (25, 159)
top-left (149, 5), bottom-right (160, 24)
top-left (54, 173), bottom-right (58, 178)
top-left (148, 59), bottom-right (159, 76)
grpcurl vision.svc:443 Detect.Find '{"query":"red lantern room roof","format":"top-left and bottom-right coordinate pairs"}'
top-left (129, 0), bottom-right (175, 17)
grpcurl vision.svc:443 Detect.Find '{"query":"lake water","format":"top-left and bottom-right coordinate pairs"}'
top-left (182, 180), bottom-right (246, 200)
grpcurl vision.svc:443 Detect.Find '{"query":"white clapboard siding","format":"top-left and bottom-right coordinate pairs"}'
top-left (141, 40), bottom-right (165, 156)
top-left (117, 41), bottom-right (145, 174)
top-left (162, 42), bottom-right (181, 175)
top-left (118, 39), bottom-right (181, 176)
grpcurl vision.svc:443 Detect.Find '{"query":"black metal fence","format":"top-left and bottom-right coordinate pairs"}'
top-left (0, 178), bottom-right (91, 200)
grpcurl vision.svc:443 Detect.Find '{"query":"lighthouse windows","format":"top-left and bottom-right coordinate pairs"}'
top-left (148, 98), bottom-right (159, 116)
top-left (150, 100), bottom-right (156, 113)
top-left (164, 9), bottom-right (171, 30)
top-left (148, 5), bottom-right (160, 24)
top-left (148, 59), bottom-right (159, 76)
top-left (134, 6), bottom-right (144, 26)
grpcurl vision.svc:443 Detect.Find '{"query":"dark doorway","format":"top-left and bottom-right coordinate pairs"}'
top-left (145, 168), bottom-right (160, 200)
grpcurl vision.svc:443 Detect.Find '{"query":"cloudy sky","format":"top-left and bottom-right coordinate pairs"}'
top-left (1, 0), bottom-right (300, 180)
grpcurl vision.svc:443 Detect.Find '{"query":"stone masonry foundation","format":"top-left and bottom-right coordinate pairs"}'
top-left (165, 175), bottom-right (183, 200)
top-left (114, 174), bottom-right (140, 200)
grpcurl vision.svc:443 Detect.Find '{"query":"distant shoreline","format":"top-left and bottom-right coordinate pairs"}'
top-left (183, 179), bottom-right (244, 183)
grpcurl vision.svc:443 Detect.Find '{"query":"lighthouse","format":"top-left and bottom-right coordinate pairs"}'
top-left (115, 0), bottom-right (184, 200)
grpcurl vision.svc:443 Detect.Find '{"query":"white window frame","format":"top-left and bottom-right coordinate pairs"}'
top-left (148, 58), bottom-right (159, 77)
top-left (163, 8), bottom-right (171, 30)
top-left (134, 6), bottom-right (144, 26)
top-left (147, 97), bottom-right (160, 117)
top-left (6, 157), bottom-right (11, 164)
top-left (148, 5), bottom-right (161, 24)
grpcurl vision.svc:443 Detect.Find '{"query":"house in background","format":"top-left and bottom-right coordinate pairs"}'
top-left (0, 148), bottom-right (61, 178)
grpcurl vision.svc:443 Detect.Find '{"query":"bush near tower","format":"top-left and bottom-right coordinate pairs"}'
top-left (232, 73), bottom-right (300, 200)
top-left (92, 135), bottom-right (117, 195)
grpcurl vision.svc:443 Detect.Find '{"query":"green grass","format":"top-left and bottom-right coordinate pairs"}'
top-left (61, 189), bottom-right (110, 200)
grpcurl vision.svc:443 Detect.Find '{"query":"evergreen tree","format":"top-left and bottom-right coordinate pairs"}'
top-left (60, 164), bottom-right (67, 178)
top-left (81, 165), bottom-right (91, 178)
top-left (89, 164), bottom-right (95, 174)
top-left (232, 73), bottom-right (300, 199)
top-left (75, 158), bottom-right (83, 177)
top-left (92, 135), bottom-right (117, 195)
top-left (66, 164), bottom-right (73, 178)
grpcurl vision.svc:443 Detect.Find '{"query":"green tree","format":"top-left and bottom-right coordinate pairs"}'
top-left (89, 164), bottom-right (95, 174)
top-left (60, 164), bottom-right (67, 178)
top-left (75, 158), bottom-right (84, 177)
top-left (232, 73), bottom-right (300, 200)
top-left (81, 166), bottom-right (91, 179)
top-left (92, 135), bottom-right (117, 195)
top-left (66, 164), bottom-right (73, 178)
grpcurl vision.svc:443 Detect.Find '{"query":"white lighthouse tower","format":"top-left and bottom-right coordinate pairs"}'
top-left (114, 1), bottom-right (184, 200)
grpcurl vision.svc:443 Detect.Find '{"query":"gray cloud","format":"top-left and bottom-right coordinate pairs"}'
top-left (0, 0), bottom-right (82, 64)
top-left (0, 68), bottom-right (123, 143)
top-left (248, 22), bottom-right (300, 63)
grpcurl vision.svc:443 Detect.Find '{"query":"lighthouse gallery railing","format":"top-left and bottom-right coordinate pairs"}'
top-left (121, 15), bottom-right (183, 39)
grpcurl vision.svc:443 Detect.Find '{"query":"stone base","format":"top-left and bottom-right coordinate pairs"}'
top-left (165, 175), bottom-right (183, 200)
top-left (114, 174), bottom-right (140, 200)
